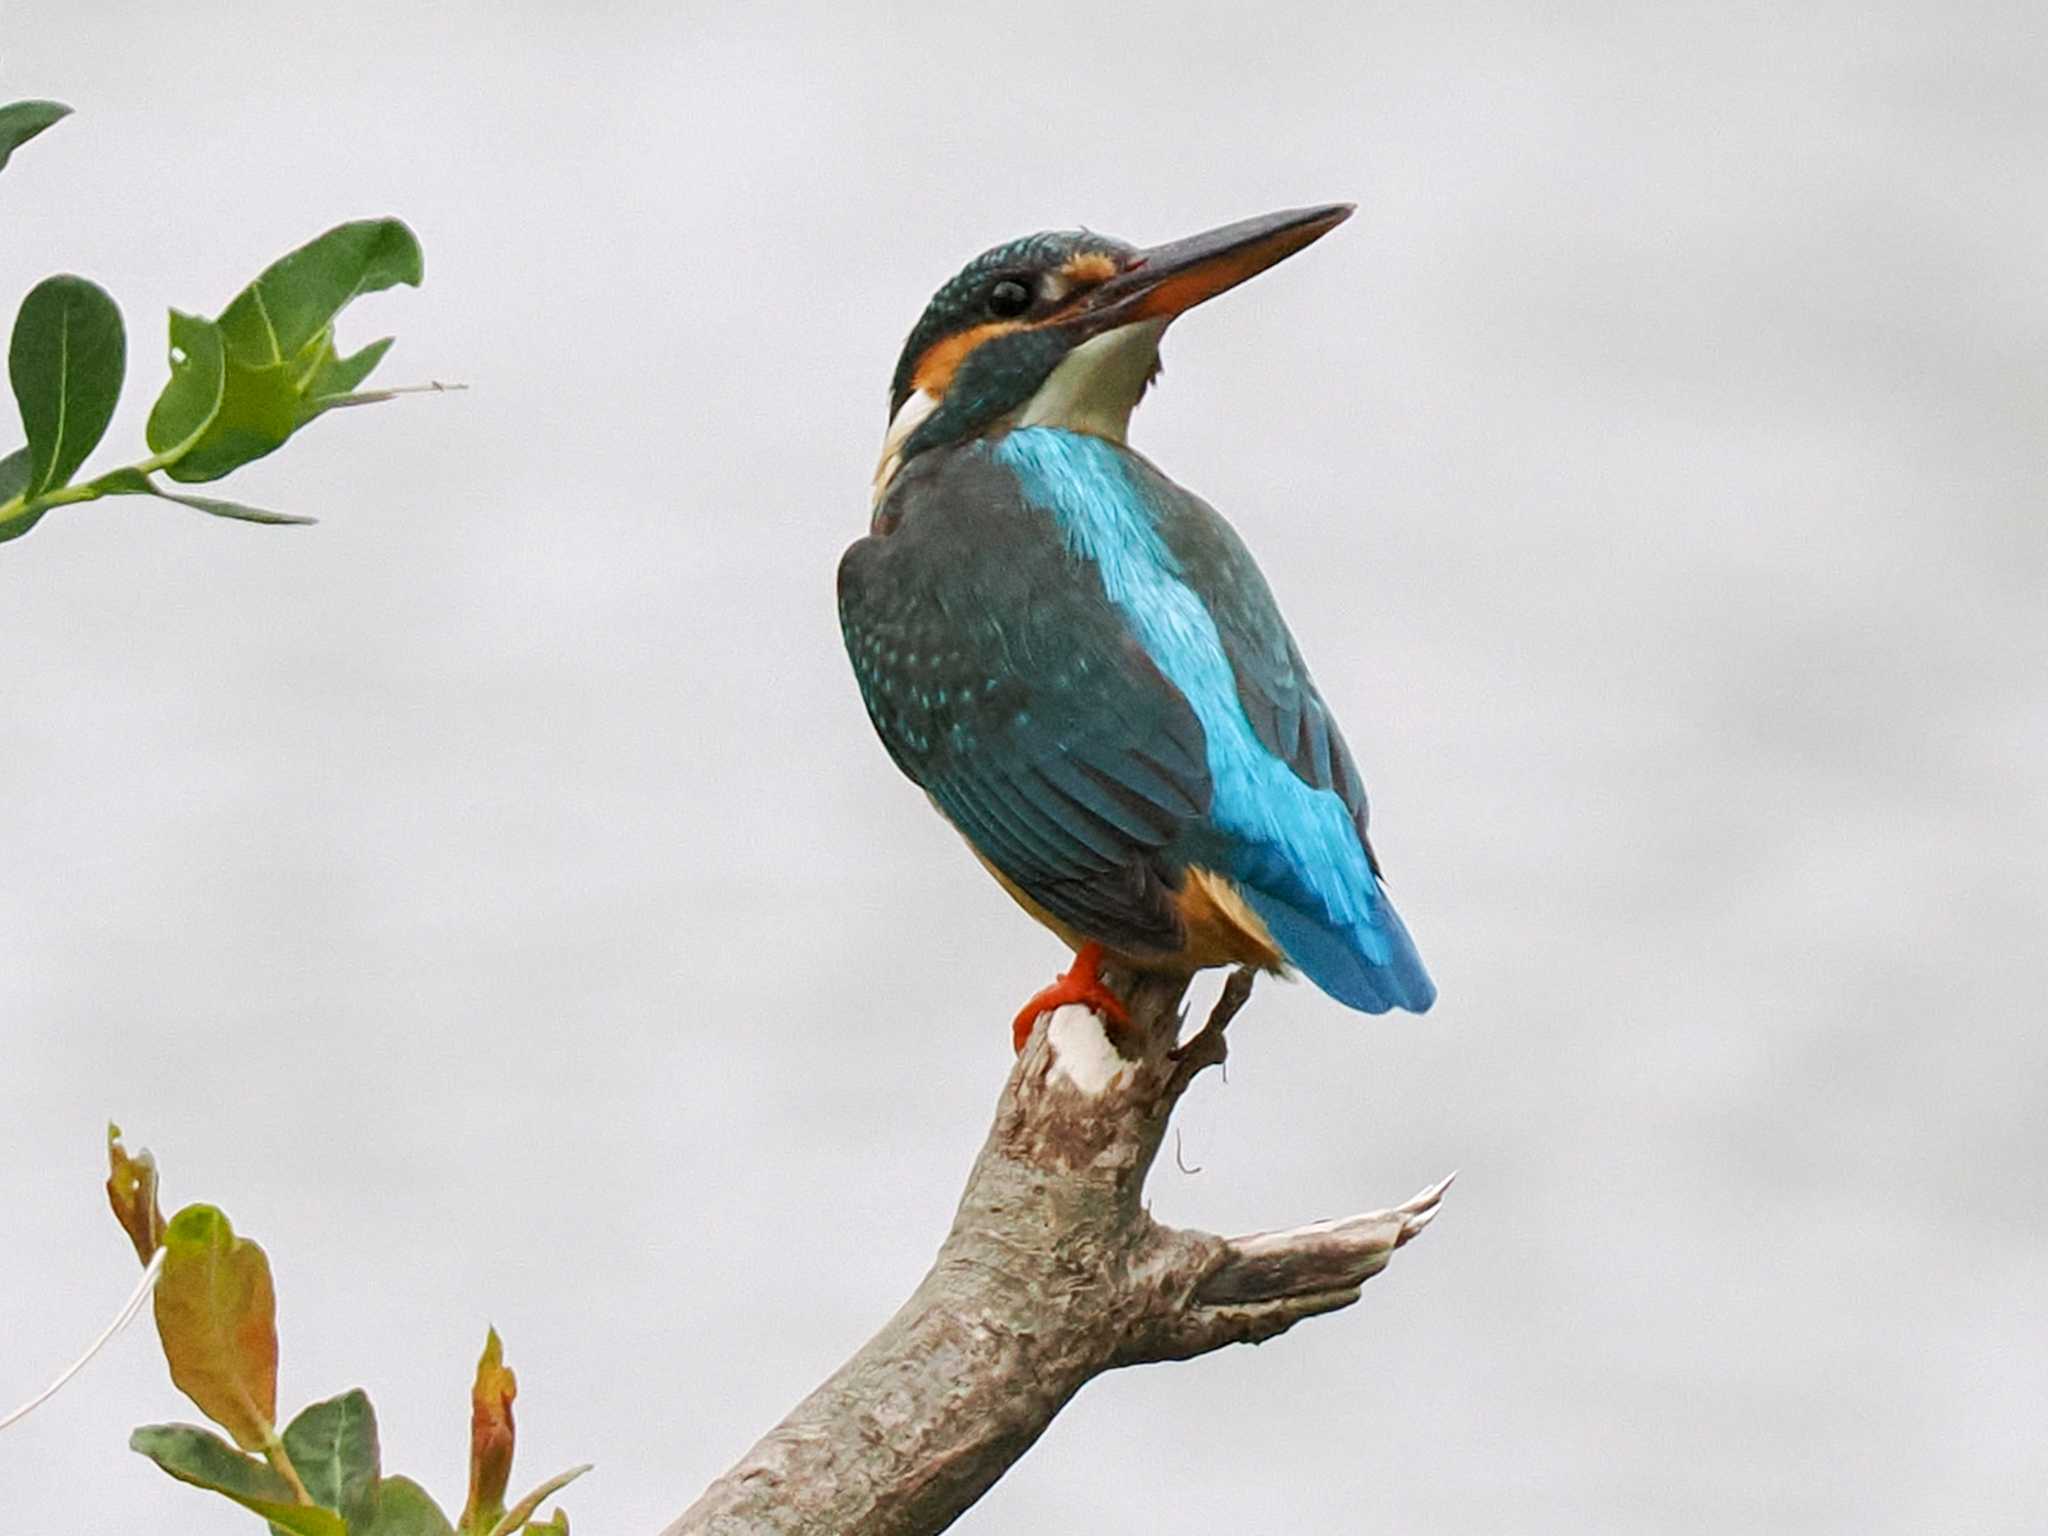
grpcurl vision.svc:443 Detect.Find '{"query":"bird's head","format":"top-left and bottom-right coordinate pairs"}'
top-left (873, 203), bottom-right (1354, 503)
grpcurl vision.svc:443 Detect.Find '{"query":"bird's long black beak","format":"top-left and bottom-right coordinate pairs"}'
top-left (1076, 203), bottom-right (1354, 333)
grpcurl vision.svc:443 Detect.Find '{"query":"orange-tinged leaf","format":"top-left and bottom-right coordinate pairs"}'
top-left (459, 1327), bottom-right (517, 1535)
top-left (106, 1123), bottom-right (166, 1264)
top-left (152, 1204), bottom-right (279, 1451)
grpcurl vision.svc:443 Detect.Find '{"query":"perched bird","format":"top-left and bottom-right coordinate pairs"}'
top-left (839, 205), bottom-right (1434, 1051)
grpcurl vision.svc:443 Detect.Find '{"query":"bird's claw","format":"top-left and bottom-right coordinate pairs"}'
top-left (1011, 942), bottom-right (1131, 1053)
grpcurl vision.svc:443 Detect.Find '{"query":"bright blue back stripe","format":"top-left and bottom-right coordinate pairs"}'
top-left (992, 428), bottom-right (1425, 1008)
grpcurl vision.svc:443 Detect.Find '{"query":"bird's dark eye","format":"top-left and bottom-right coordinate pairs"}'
top-left (987, 278), bottom-right (1032, 318)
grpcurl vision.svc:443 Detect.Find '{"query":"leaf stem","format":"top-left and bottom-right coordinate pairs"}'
top-left (262, 1428), bottom-right (316, 1505)
top-left (0, 478), bottom-right (106, 534)
top-left (21, 480), bottom-right (109, 511)
top-left (5, 457), bottom-right (182, 527)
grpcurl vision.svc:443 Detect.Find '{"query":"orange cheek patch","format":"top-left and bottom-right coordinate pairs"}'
top-left (911, 320), bottom-right (1027, 397)
top-left (1061, 251), bottom-right (1121, 287)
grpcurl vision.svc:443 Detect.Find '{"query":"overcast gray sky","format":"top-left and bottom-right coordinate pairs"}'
top-left (4, 3), bottom-right (2045, 1532)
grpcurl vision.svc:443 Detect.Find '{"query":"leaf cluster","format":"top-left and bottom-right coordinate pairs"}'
top-left (108, 1131), bottom-right (583, 1536)
top-left (9, 87), bottom-right (540, 1536)
top-left (0, 99), bottom-right (428, 544)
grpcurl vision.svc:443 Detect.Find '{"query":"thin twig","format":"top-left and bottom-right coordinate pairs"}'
top-left (0, 1246), bottom-right (165, 1432)
top-left (1168, 966), bottom-right (1255, 1092)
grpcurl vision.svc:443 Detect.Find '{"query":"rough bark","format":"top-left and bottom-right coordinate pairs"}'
top-left (663, 967), bottom-right (1449, 1536)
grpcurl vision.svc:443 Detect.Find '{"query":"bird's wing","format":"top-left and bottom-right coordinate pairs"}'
top-left (1143, 465), bottom-right (1377, 861)
top-left (1132, 458), bottom-right (1434, 1013)
top-left (838, 448), bottom-right (1212, 955)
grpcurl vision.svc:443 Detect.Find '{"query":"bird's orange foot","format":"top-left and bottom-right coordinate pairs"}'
top-left (1011, 942), bottom-right (1132, 1054)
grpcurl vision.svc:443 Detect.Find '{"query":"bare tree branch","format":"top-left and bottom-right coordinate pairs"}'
top-left (664, 967), bottom-right (1449, 1536)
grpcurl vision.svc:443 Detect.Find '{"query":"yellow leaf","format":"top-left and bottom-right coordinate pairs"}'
top-left (459, 1327), bottom-right (517, 1535)
top-left (105, 1123), bottom-right (166, 1265)
top-left (152, 1205), bottom-right (279, 1451)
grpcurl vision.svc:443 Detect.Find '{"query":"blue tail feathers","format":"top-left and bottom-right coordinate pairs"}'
top-left (1242, 880), bottom-right (1437, 1014)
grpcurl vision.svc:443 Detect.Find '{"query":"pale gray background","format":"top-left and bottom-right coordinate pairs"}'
top-left (4, 3), bottom-right (2044, 1532)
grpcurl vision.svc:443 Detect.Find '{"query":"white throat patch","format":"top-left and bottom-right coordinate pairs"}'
top-left (871, 388), bottom-right (938, 507)
top-left (1012, 318), bottom-right (1167, 442)
top-left (869, 319), bottom-right (1167, 508)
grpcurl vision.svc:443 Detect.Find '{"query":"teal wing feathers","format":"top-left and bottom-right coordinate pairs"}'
top-left (837, 446), bottom-right (1212, 956)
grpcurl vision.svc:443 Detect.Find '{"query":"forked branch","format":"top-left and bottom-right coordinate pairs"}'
top-left (664, 968), bottom-right (1449, 1536)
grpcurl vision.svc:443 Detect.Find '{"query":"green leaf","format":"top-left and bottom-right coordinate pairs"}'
top-left (9, 274), bottom-right (125, 496)
top-left (0, 99), bottom-right (70, 174)
top-left (216, 219), bottom-right (422, 367)
top-left (131, 1424), bottom-right (348, 1536)
top-left (155, 217), bottom-right (422, 482)
top-left (0, 446), bottom-right (42, 544)
top-left (153, 1204), bottom-right (279, 1450)
top-left (282, 1390), bottom-right (381, 1529)
top-left (522, 1510), bottom-right (568, 1535)
top-left (481, 1466), bottom-right (589, 1536)
top-left (152, 488), bottom-right (316, 525)
top-left (86, 465), bottom-right (314, 526)
top-left (359, 1477), bottom-right (457, 1536)
top-left (304, 335), bottom-right (395, 403)
top-left (160, 356), bottom-right (302, 483)
top-left (83, 465), bottom-right (151, 495)
top-left (145, 310), bottom-right (227, 463)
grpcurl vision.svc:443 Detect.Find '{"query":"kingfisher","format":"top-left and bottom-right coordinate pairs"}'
top-left (839, 204), bottom-right (1435, 1052)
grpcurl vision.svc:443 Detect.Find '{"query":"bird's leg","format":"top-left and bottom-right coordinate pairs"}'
top-left (1011, 941), bottom-right (1133, 1054)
